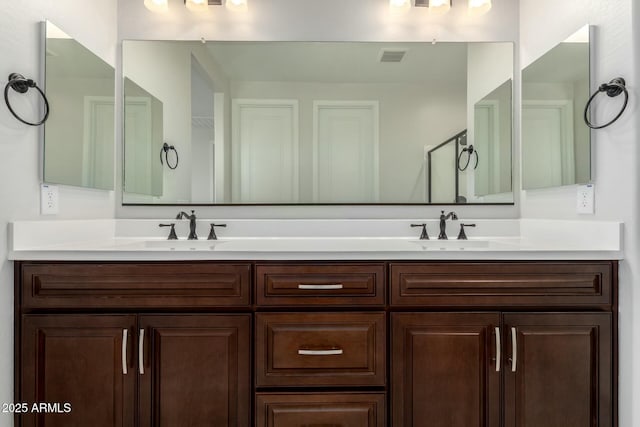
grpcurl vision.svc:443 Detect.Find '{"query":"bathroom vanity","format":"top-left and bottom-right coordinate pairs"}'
top-left (10, 219), bottom-right (620, 427)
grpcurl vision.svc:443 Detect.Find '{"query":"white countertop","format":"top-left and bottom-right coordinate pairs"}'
top-left (7, 219), bottom-right (623, 261)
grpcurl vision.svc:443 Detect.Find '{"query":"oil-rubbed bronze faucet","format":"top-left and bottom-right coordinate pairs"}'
top-left (438, 210), bottom-right (458, 240)
top-left (411, 223), bottom-right (430, 240)
top-left (176, 210), bottom-right (198, 240)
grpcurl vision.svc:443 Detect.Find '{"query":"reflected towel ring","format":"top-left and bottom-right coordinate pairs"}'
top-left (584, 77), bottom-right (628, 129)
top-left (457, 145), bottom-right (479, 171)
top-left (160, 143), bottom-right (179, 169)
top-left (4, 73), bottom-right (50, 126)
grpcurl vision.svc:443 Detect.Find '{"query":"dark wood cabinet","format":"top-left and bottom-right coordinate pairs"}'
top-left (391, 313), bottom-right (501, 427)
top-left (20, 314), bottom-right (251, 427)
top-left (256, 312), bottom-right (386, 387)
top-left (21, 315), bottom-right (136, 427)
top-left (138, 315), bottom-right (251, 427)
top-left (256, 393), bottom-right (386, 427)
top-left (503, 313), bottom-right (612, 427)
top-left (392, 312), bottom-right (612, 427)
top-left (15, 260), bottom-right (616, 427)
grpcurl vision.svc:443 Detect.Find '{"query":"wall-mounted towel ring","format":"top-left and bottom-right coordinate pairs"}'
top-left (4, 73), bottom-right (50, 126)
top-left (584, 77), bottom-right (628, 129)
top-left (457, 145), bottom-right (479, 171)
top-left (160, 143), bottom-right (179, 169)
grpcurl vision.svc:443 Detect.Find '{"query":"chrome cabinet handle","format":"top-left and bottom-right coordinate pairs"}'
top-left (298, 348), bottom-right (344, 356)
top-left (298, 284), bottom-right (344, 290)
top-left (495, 327), bottom-right (501, 372)
top-left (121, 329), bottom-right (128, 375)
top-left (511, 327), bottom-right (517, 373)
top-left (139, 328), bottom-right (145, 375)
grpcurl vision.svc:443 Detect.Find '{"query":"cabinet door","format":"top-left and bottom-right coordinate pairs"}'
top-left (21, 315), bottom-right (136, 427)
top-left (256, 393), bottom-right (385, 427)
top-left (503, 313), bottom-right (612, 427)
top-left (391, 313), bottom-right (501, 427)
top-left (138, 315), bottom-right (251, 427)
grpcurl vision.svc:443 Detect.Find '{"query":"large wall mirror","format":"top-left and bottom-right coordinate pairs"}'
top-left (522, 25), bottom-right (592, 190)
top-left (43, 21), bottom-right (115, 190)
top-left (122, 40), bottom-right (513, 205)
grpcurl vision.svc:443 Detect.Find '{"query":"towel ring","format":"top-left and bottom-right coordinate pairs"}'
top-left (160, 143), bottom-right (179, 169)
top-left (584, 77), bottom-right (628, 129)
top-left (457, 145), bottom-right (479, 171)
top-left (4, 73), bottom-right (50, 126)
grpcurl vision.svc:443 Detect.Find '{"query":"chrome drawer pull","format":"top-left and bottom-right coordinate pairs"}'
top-left (511, 327), bottom-right (517, 373)
top-left (298, 348), bottom-right (344, 356)
top-left (298, 284), bottom-right (344, 290)
top-left (139, 328), bottom-right (145, 375)
top-left (121, 329), bottom-right (128, 375)
top-left (495, 327), bottom-right (501, 373)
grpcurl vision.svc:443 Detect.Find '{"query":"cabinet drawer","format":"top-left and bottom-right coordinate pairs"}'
top-left (255, 312), bottom-right (386, 387)
top-left (255, 264), bottom-right (385, 306)
top-left (256, 393), bottom-right (385, 427)
top-left (20, 262), bottom-right (251, 309)
top-left (390, 262), bottom-right (613, 308)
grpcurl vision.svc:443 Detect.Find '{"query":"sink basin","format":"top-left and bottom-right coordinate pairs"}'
top-left (143, 239), bottom-right (228, 250)
top-left (410, 239), bottom-right (490, 250)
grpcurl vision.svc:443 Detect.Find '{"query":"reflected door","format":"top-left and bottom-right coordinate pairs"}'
top-left (83, 96), bottom-right (114, 189)
top-left (232, 99), bottom-right (299, 203)
top-left (522, 101), bottom-right (575, 189)
top-left (313, 101), bottom-right (379, 203)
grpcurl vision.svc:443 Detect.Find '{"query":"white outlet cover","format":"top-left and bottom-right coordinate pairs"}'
top-left (40, 184), bottom-right (59, 215)
top-left (576, 184), bottom-right (594, 214)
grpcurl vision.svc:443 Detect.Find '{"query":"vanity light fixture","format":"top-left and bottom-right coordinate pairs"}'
top-left (389, 0), bottom-right (412, 11)
top-left (185, 0), bottom-right (222, 12)
top-left (427, 0), bottom-right (452, 14)
top-left (226, 0), bottom-right (248, 11)
top-left (144, 0), bottom-right (169, 13)
top-left (468, 0), bottom-right (492, 15)
top-left (414, 0), bottom-right (491, 14)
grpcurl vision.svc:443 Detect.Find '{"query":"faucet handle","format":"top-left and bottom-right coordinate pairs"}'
top-left (159, 223), bottom-right (178, 240)
top-left (457, 223), bottom-right (476, 240)
top-left (411, 223), bottom-right (430, 240)
top-left (207, 223), bottom-right (227, 240)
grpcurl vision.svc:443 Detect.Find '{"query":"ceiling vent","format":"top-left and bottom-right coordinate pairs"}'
top-left (379, 49), bottom-right (408, 63)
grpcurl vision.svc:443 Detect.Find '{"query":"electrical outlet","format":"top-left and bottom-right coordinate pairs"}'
top-left (576, 184), bottom-right (594, 214)
top-left (41, 184), bottom-right (59, 215)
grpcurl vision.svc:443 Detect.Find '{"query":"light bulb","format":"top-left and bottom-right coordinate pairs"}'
top-left (144, 0), bottom-right (168, 13)
top-left (226, 0), bottom-right (248, 11)
top-left (389, 0), bottom-right (411, 11)
top-left (429, 0), bottom-right (451, 14)
top-left (468, 0), bottom-right (491, 15)
top-left (185, 0), bottom-right (209, 12)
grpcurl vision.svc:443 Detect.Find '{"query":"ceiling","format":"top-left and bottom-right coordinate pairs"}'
top-left (204, 41), bottom-right (470, 84)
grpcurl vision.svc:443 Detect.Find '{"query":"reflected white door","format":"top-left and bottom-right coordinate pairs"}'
top-left (232, 99), bottom-right (299, 203)
top-left (83, 96), bottom-right (114, 189)
top-left (522, 101), bottom-right (574, 189)
top-left (124, 97), bottom-right (163, 197)
top-left (474, 100), bottom-right (499, 197)
top-left (313, 101), bottom-right (379, 203)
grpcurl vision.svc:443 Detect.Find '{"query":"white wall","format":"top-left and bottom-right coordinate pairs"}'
top-left (520, 1), bottom-right (638, 426)
top-left (0, 1), bottom-right (117, 426)
top-left (117, 0), bottom-right (519, 219)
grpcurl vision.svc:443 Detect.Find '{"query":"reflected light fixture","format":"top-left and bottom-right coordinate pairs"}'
top-left (144, 0), bottom-right (168, 13)
top-left (184, 0), bottom-right (222, 12)
top-left (468, 0), bottom-right (492, 15)
top-left (389, 0), bottom-right (411, 11)
top-left (226, 0), bottom-right (248, 11)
